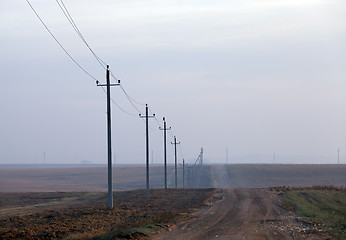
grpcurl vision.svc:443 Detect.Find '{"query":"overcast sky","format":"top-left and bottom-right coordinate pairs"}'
top-left (1, 0), bottom-right (345, 164)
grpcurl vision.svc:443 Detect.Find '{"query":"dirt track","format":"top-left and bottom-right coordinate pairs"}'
top-left (152, 188), bottom-right (323, 240)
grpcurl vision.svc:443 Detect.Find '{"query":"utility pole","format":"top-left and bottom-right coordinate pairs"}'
top-left (183, 159), bottom-right (185, 189)
top-left (97, 65), bottom-right (120, 208)
top-left (200, 147), bottom-right (203, 165)
top-left (139, 104), bottom-right (155, 197)
top-left (171, 136), bottom-right (180, 188)
top-left (159, 117), bottom-right (171, 189)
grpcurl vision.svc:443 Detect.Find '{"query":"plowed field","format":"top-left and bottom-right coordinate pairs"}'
top-left (0, 189), bottom-right (214, 239)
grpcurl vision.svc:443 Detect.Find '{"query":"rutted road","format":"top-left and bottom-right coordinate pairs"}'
top-left (152, 188), bottom-right (323, 240)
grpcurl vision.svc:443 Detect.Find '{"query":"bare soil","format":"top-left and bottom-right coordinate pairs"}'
top-left (0, 189), bottom-right (214, 240)
top-left (151, 188), bottom-right (325, 240)
top-left (1, 164), bottom-right (344, 239)
top-left (0, 189), bottom-right (328, 240)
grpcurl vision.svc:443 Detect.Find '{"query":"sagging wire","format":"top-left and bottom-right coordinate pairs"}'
top-left (100, 87), bottom-right (137, 116)
top-left (55, 0), bottom-right (107, 69)
top-left (26, 0), bottom-right (100, 82)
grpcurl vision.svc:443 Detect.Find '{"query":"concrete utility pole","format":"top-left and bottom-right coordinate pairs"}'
top-left (97, 65), bottom-right (120, 208)
top-left (171, 136), bottom-right (180, 188)
top-left (183, 159), bottom-right (185, 189)
top-left (139, 104), bottom-right (155, 197)
top-left (159, 117), bottom-right (171, 189)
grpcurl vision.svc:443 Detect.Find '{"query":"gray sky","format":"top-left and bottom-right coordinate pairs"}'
top-left (1, 0), bottom-right (345, 164)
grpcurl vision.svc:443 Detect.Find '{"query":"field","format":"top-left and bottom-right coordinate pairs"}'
top-left (1, 164), bottom-right (346, 239)
top-left (0, 189), bottom-right (214, 239)
top-left (0, 165), bottom-right (176, 192)
top-left (1, 164), bottom-right (345, 192)
top-left (223, 164), bottom-right (346, 188)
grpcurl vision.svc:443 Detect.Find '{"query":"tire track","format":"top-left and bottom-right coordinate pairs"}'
top-left (151, 189), bottom-right (323, 240)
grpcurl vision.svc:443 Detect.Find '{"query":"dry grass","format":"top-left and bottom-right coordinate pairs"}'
top-left (278, 187), bottom-right (346, 239)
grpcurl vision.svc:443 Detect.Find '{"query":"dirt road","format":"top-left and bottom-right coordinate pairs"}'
top-left (211, 165), bottom-right (232, 188)
top-left (152, 189), bottom-right (323, 240)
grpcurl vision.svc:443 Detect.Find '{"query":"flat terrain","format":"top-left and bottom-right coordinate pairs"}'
top-left (0, 166), bottom-right (175, 192)
top-left (1, 188), bottom-right (334, 240)
top-left (153, 188), bottom-right (325, 240)
top-left (1, 164), bottom-right (345, 192)
top-left (0, 189), bottom-right (214, 239)
top-left (223, 164), bottom-right (346, 188)
top-left (1, 164), bottom-right (345, 239)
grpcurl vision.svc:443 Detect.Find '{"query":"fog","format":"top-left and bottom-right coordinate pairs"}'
top-left (1, 0), bottom-right (345, 164)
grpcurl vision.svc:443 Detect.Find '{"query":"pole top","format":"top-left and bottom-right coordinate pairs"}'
top-left (163, 117), bottom-right (165, 121)
top-left (107, 65), bottom-right (109, 69)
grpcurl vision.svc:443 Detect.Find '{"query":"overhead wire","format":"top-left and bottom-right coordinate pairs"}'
top-left (56, 0), bottom-right (157, 121)
top-left (168, 128), bottom-right (175, 138)
top-left (114, 75), bottom-right (146, 106)
top-left (149, 107), bottom-right (162, 131)
top-left (139, 118), bottom-right (158, 131)
top-left (55, 0), bottom-right (148, 117)
top-left (153, 116), bottom-right (162, 130)
top-left (119, 84), bottom-right (144, 115)
top-left (55, 0), bottom-right (107, 69)
top-left (100, 87), bottom-right (138, 116)
top-left (178, 144), bottom-right (185, 162)
top-left (27, 0), bottom-right (137, 117)
top-left (25, 0), bottom-right (100, 82)
top-left (109, 71), bottom-right (146, 115)
top-left (27, 0), bottom-right (187, 160)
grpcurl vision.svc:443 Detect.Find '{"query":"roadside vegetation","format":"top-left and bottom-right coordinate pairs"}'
top-left (279, 186), bottom-right (346, 239)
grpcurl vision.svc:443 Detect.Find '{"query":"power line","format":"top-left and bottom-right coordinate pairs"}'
top-left (27, 0), bottom-right (163, 122)
top-left (153, 116), bottom-right (162, 130)
top-left (116, 78), bottom-right (146, 106)
top-left (55, 0), bottom-right (144, 118)
top-left (27, 0), bottom-right (189, 165)
top-left (140, 118), bottom-right (158, 131)
top-left (110, 72), bottom-right (146, 113)
top-left (55, 0), bottom-right (146, 117)
top-left (26, 0), bottom-right (137, 116)
top-left (149, 107), bottom-right (163, 130)
top-left (168, 128), bottom-right (175, 138)
top-left (120, 85), bottom-right (144, 114)
top-left (178, 143), bottom-right (185, 161)
top-left (26, 0), bottom-right (100, 82)
top-left (55, 0), bottom-right (107, 69)
top-left (100, 87), bottom-right (137, 116)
